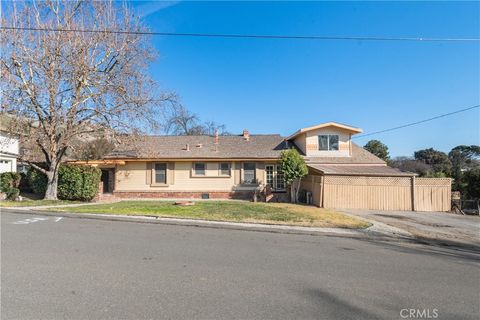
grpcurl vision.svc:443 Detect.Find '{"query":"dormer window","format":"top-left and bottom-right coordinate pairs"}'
top-left (318, 135), bottom-right (339, 151)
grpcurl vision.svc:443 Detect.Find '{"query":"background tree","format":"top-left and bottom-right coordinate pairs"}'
top-left (163, 103), bottom-right (229, 135)
top-left (414, 148), bottom-right (452, 176)
top-left (462, 168), bottom-right (480, 199)
top-left (363, 140), bottom-right (389, 161)
top-left (389, 156), bottom-right (433, 176)
top-left (71, 138), bottom-right (116, 161)
top-left (448, 145), bottom-right (480, 193)
top-left (1, 1), bottom-right (171, 199)
top-left (279, 149), bottom-right (308, 203)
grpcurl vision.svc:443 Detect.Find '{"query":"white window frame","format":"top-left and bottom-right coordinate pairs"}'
top-left (265, 164), bottom-right (286, 191)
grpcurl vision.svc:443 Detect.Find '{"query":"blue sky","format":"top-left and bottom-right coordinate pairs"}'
top-left (132, 1), bottom-right (479, 157)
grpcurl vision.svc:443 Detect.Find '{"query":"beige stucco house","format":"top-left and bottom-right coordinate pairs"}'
top-left (80, 122), bottom-right (451, 211)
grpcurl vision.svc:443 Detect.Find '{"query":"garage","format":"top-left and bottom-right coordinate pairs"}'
top-left (301, 164), bottom-right (451, 212)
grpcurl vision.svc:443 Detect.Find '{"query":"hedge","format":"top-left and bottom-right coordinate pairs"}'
top-left (27, 164), bottom-right (101, 201)
top-left (27, 166), bottom-right (48, 195)
top-left (0, 172), bottom-right (21, 200)
top-left (0, 172), bottom-right (21, 192)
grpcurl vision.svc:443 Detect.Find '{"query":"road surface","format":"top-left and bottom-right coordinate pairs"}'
top-left (1, 212), bottom-right (479, 319)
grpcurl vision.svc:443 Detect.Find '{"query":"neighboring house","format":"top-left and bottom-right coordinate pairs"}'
top-left (0, 118), bottom-right (19, 173)
top-left (75, 122), bottom-right (451, 211)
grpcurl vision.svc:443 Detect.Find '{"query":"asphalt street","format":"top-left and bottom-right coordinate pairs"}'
top-left (1, 212), bottom-right (479, 320)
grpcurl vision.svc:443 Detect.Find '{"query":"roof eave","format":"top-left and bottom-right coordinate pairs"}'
top-left (286, 122), bottom-right (363, 140)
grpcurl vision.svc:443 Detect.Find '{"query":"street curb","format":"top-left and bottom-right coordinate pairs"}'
top-left (1, 207), bottom-right (381, 238)
top-left (3, 208), bottom-right (478, 251)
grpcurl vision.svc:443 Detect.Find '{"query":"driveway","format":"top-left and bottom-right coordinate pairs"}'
top-left (342, 209), bottom-right (480, 248)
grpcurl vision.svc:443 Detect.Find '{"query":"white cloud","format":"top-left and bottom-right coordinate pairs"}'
top-left (136, 1), bottom-right (179, 19)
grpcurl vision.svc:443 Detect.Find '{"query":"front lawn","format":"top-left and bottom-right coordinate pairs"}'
top-left (49, 201), bottom-right (370, 229)
top-left (0, 199), bottom-right (79, 207)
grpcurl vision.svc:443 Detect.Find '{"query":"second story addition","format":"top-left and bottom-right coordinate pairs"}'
top-left (286, 122), bottom-right (363, 157)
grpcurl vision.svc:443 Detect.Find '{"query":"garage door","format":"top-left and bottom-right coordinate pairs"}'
top-left (0, 160), bottom-right (13, 173)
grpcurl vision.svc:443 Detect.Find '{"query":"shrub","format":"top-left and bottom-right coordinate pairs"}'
top-left (28, 164), bottom-right (101, 201)
top-left (0, 172), bottom-right (21, 192)
top-left (18, 172), bottom-right (31, 192)
top-left (27, 166), bottom-right (48, 195)
top-left (6, 187), bottom-right (20, 200)
top-left (57, 164), bottom-right (101, 201)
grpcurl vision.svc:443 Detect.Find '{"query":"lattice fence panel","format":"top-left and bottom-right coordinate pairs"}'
top-left (415, 178), bottom-right (452, 187)
top-left (324, 176), bottom-right (411, 187)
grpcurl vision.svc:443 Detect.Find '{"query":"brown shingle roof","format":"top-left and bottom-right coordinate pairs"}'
top-left (304, 144), bottom-right (386, 164)
top-left (104, 136), bottom-right (386, 167)
top-left (308, 164), bottom-right (416, 176)
top-left (105, 135), bottom-right (289, 159)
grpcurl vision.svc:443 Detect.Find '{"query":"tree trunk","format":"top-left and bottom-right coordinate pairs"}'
top-left (44, 168), bottom-right (59, 200)
top-left (295, 179), bottom-right (301, 204)
top-left (289, 179), bottom-right (302, 204)
top-left (289, 185), bottom-right (294, 203)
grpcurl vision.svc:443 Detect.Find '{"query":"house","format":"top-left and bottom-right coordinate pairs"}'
top-left (0, 116), bottom-right (20, 173)
top-left (76, 122), bottom-right (451, 211)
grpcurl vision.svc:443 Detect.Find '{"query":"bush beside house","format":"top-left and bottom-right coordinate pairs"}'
top-left (0, 172), bottom-right (21, 200)
top-left (27, 164), bottom-right (101, 201)
top-left (279, 149), bottom-right (308, 203)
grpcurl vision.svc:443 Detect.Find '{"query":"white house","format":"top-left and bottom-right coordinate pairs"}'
top-left (0, 117), bottom-right (19, 173)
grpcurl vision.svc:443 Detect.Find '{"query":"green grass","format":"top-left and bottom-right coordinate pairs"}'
top-left (0, 199), bottom-right (79, 207)
top-left (49, 201), bottom-right (370, 229)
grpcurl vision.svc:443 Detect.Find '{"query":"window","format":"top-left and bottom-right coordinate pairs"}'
top-left (266, 165), bottom-right (285, 191)
top-left (318, 135), bottom-right (339, 151)
top-left (266, 165), bottom-right (274, 188)
top-left (154, 163), bottom-right (167, 184)
top-left (276, 167), bottom-right (285, 190)
top-left (219, 163), bottom-right (230, 176)
top-left (194, 163), bottom-right (206, 176)
top-left (243, 163), bottom-right (256, 184)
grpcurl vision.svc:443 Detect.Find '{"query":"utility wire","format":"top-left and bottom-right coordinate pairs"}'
top-left (1, 26), bottom-right (479, 42)
top-left (354, 105), bottom-right (480, 139)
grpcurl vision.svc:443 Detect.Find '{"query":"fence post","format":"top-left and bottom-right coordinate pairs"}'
top-left (321, 175), bottom-right (325, 208)
top-left (411, 176), bottom-right (416, 211)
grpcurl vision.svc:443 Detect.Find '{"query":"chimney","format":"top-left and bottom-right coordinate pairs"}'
top-left (185, 143), bottom-right (190, 151)
top-left (214, 129), bottom-right (219, 145)
top-left (243, 129), bottom-right (250, 141)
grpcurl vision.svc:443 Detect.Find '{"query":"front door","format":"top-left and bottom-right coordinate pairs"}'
top-left (101, 169), bottom-right (114, 193)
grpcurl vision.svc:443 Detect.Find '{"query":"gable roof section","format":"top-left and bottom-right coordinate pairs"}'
top-left (104, 135), bottom-right (289, 160)
top-left (286, 122), bottom-right (362, 140)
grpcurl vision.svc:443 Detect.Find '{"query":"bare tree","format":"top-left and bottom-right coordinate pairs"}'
top-left (1, 0), bottom-right (171, 199)
top-left (163, 103), bottom-right (230, 135)
top-left (70, 137), bottom-right (116, 161)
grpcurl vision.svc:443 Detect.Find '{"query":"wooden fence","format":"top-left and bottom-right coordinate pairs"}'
top-left (300, 175), bottom-right (452, 212)
top-left (414, 178), bottom-right (451, 212)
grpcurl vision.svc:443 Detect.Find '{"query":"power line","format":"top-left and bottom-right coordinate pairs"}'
top-left (1, 26), bottom-right (479, 42)
top-left (354, 105), bottom-right (480, 139)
